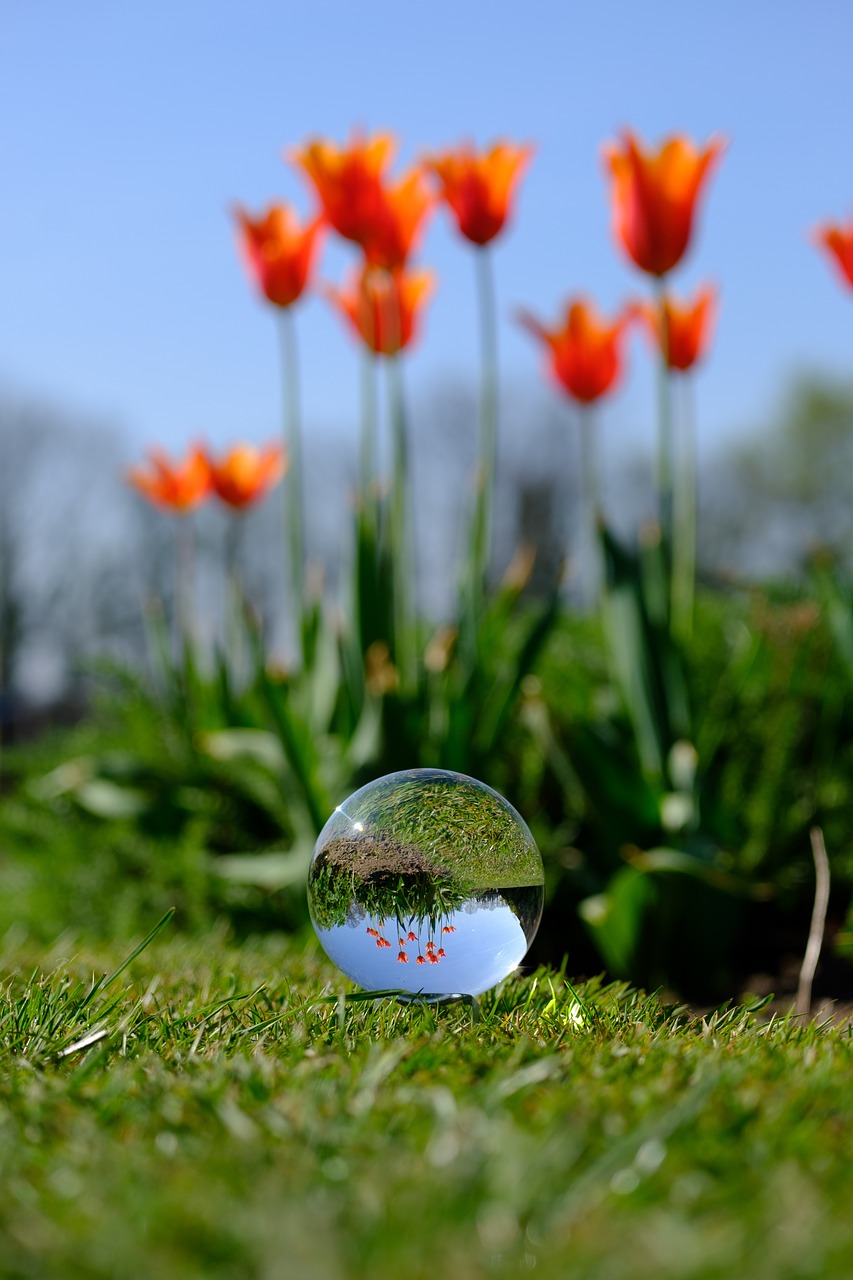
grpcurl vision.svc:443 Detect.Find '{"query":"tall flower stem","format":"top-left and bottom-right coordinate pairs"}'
top-left (471, 245), bottom-right (499, 618)
top-left (278, 308), bottom-right (305, 668)
top-left (223, 513), bottom-right (247, 675)
top-left (578, 405), bottom-right (602, 606)
top-left (672, 373), bottom-right (697, 644)
top-left (654, 278), bottom-right (674, 555)
top-left (352, 349), bottom-right (382, 675)
top-left (387, 353), bottom-right (416, 694)
top-left (174, 515), bottom-right (195, 649)
top-left (359, 348), bottom-right (379, 535)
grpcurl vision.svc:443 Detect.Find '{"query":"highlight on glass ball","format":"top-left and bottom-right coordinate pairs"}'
top-left (307, 768), bottom-right (545, 998)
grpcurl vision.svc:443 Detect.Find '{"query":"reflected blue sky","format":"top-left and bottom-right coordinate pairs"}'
top-left (316, 892), bottom-right (542, 997)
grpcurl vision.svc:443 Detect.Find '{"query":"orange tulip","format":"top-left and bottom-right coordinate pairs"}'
top-left (814, 219), bottom-right (853, 290)
top-left (126, 445), bottom-right (212, 513)
top-left (233, 203), bottom-right (325, 308)
top-left (361, 167), bottom-right (434, 270)
top-left (636, 284), bottom-right (718, 372)
top-left (517, 297), bottom-right (631, 404)
top-left (326, 264), bottom-right (434, 356)
top-left (293, 131), bottom-right (433, 269)
top-left (206, 443), bottom-right (286, 510)
top-left (427, 140), bottom-right (534, 245)
top-left (603, 130), bottom-right (725, 277)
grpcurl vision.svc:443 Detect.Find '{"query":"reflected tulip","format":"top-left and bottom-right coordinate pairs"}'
top-left (603, 129), bottom-right (725, 276)
top-left (126, 445), bottom-right (212, 513)
top-left (294, 131), bottom-right (432, 268)
top-left (233, 203), bottom-right (325, 308)
top-left (416, 955), bottom-right (426, 965)
top-left (636, 284), bottom-right (718, 372)
top-left (326, 264), bottom-right (434, 356)
top-left (426, 140), bottom-right (534, 245)
top-left (517, 297), bottom-right (631, 404)
top-left (397, 951), bottom-right (409, 963)
top-left (206, 443), bottom-right (286, 510)
top-left (814, 219), bottom-right (853, 290)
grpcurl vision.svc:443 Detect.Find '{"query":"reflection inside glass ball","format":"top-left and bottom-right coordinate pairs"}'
top-left (307, 768), bottom-right (545, 997)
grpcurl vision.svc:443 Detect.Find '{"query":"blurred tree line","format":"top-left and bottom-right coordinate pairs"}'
top-left (2, 371), bottom-right (852, 733)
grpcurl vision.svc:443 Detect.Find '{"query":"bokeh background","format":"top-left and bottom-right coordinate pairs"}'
top-left (3, 0), bottom-right (853, 707)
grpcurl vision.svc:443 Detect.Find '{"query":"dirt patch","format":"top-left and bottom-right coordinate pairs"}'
top-left (316, 834), bottom-right (448, 884)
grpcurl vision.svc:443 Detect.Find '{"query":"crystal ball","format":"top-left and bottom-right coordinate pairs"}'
top-left (307, 768), bottom-right (545, 997)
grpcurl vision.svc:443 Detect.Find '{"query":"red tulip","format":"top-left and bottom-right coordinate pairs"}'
top-left (326, 264), bottom-right (434, 356)
top-left (233, 203), bottom-right (325, 309)
top-left (635, 284), bottom-right (718, 372)
top-left (206, 443), bottom-right (286, 510)
top-left (293, 131), bottom-right (433, 269)
top-left (517, 297), bottom-right (632, 404)
top-left (126, 445), bottom-right (212, 513)
top-left (426, 140), bottom-right (534, 246)
top-left (814, 219), bottom-right (853, 290)
top-left (603, 130), bottom-right (725, 277)
top-left (360, 166), bottom-right (434, 270)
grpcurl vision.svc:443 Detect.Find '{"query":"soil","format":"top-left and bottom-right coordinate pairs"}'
top-left (316, 834), bottom-right (448, 884)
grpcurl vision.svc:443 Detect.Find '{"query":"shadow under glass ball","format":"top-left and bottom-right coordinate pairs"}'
top-left (307, 768), bottom-right (545, 997)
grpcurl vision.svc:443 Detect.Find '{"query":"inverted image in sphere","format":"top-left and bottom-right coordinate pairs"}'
top-left (307, 768), bottom-right (545, 997)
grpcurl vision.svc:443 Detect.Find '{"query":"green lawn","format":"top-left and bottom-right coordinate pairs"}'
top-left (1, 924), bottom-right (852, 1279)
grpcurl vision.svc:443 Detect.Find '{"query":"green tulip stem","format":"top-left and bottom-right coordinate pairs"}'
top-left (579, 404), bottom-right (602, 606)
top-left (655, 278), bottom-right (674, 554)
top-left (278, 307), bottom-right (305, 668)
top-left (672, 372), bottom-right (697, 644)
top-left (473, 244), bottom-right (499, 604)
top-left (174, 514), bottom-right (195, 649)
top-left (387, 353), bottom-right (416, 693)
top-left (360, 348), bottom-right (378, 536)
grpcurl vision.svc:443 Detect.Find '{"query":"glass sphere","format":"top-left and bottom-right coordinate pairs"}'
top-left (307, 768), bottom-right (544, 997)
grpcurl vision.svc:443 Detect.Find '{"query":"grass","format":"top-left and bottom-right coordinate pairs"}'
top-left (1, 923), bottom-right (853, 1279)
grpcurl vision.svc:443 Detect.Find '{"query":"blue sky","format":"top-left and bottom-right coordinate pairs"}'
top-left (3, 1), bottom-right (853, 466)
